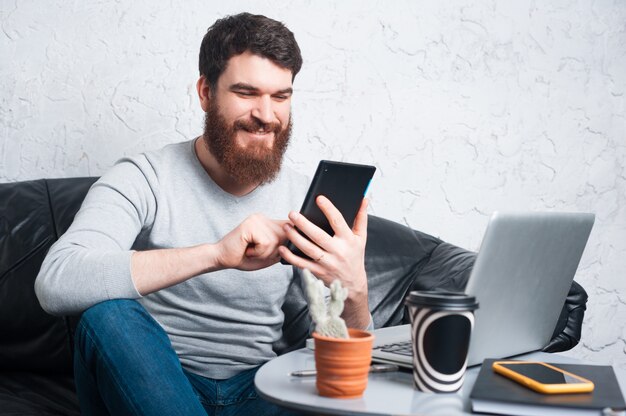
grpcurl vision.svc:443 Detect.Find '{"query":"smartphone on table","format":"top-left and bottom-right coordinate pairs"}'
top-left (492, 361), bottom-right (595, 394)
top-left (280, 160), bottom-right (376, 265)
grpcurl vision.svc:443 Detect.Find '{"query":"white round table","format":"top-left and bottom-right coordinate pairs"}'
top-left (254, 347), bottom-right (593, 415)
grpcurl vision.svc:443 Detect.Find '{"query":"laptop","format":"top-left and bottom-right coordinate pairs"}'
top-left (371, 211), bottom-right (595, 368)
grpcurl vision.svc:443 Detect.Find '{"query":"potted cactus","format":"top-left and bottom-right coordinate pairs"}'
top-left (302, 269), bottom-right (374, 399)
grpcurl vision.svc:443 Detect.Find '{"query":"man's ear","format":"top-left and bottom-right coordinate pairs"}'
top-left (196, 76), bottom-right (211, 112)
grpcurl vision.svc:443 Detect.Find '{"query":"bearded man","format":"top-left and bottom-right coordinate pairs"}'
top-left (35, 12), bottom-right (371, 416)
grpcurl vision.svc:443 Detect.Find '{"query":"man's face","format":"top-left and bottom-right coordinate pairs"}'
top-left (201, 51), bottom-right (294, 186)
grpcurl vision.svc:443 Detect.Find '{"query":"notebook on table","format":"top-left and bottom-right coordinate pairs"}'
top-left (470, 359), bottom-right (626, 416)
top-left (371, 212), bottom-right (595, 368)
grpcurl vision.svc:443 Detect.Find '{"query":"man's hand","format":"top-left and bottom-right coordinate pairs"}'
top-left (278, 196), bottom-right (370, 329)
top-left (215, 214), bottom-right (289, 271)
top-left (132, 214), bottom-right (288, 295)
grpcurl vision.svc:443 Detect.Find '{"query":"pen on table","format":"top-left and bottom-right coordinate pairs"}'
top-left (290, 364), bottom-right (399, 377)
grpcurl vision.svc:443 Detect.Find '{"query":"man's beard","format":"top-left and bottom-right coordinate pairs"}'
top-left (202, 102), bottom-right (292, 187)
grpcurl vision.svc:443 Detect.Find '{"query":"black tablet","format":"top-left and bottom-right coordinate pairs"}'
top-left (281, 160), bottom-right (376, 264)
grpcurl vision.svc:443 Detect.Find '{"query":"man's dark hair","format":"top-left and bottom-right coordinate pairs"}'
top-left (199, 13), bottom-right (303, 88)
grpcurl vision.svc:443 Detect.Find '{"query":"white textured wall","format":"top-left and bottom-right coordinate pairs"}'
top-left (2, 1), bottom-right (625, 368)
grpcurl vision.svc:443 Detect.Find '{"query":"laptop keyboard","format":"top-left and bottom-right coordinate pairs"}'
top-left (374, 341), bottom-right (413, 356)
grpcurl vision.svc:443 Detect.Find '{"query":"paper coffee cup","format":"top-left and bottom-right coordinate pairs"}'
top-left (405, 291), bottom-right (479, 393)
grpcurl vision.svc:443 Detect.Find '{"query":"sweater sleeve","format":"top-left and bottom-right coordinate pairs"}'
top-left (35, 157), bottom-right (157, 315)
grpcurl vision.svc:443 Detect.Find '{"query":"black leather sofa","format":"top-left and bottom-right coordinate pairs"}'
top-left (0, 177), bottom-right (588, 415)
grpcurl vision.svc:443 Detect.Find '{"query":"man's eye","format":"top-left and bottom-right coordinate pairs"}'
top-left (273, 95), bottom-right (288, 101)
top-left (236, 91), bottom-right (255, 97)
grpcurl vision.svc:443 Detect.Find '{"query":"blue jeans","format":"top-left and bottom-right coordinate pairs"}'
top-left (73, 299), bottom-right (296, 416)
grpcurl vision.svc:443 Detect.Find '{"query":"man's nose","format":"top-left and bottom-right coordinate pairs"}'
top-left (251, 96), bottom-right (277, 125)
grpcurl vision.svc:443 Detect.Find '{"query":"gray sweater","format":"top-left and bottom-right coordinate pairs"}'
top-left (35, 139), bottom-right (309, 379)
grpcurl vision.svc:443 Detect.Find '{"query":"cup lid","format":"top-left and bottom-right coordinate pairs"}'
top-left (405, 290), bottom-right (479, 311)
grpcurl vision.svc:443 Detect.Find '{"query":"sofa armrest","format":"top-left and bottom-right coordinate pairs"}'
top-left (0, 177), bottom-right (98, 373)
top-left (542, 280), bottom-right (588, 353)
top-left (365, 216), bottom-right (442, 329)
top-left (407, 242), bottom-right (476, 293)
top-left (0, 179), bottom-right (72, 373)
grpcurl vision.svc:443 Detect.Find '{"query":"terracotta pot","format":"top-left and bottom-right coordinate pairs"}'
top-left (313, 328), bottom-right (375, 398)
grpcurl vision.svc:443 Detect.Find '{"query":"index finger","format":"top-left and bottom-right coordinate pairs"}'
top-left (316, 195), bottom-right (353, 238)
top-left (271, 219), bottom-right (291, 242)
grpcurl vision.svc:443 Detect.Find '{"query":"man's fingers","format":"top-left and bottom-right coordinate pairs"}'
top-left (282, 223), bottom-right (327, 261)
top-left (245, 244), bottom-right (267, 257)
top-left (278, 245), bottom-right (325, 276)
top-left (316, 195), bottom-right (353, 237)
top-left (244, 219), bottom-right (287, 258)
top-left (272, 219), bottom-right (290, 235)
top-left (352, 198), bottom-right (368, 237)
top-left (287, 211), bottom-right (333, 251)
